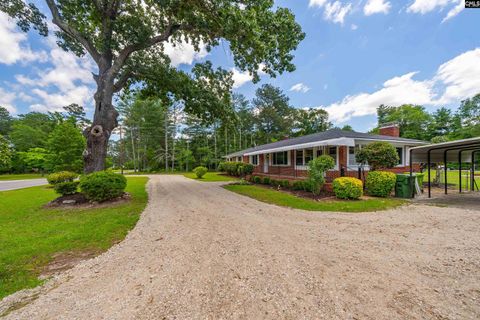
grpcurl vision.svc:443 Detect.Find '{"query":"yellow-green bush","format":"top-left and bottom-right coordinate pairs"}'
top-left (365, 171), bottom-right (396, 197)
top-left (333, 177), bottom-right (363, 200)
top-left (47, 171), bottom-right (78, 185)
top-left (193, 166), bottom-right (208, 178)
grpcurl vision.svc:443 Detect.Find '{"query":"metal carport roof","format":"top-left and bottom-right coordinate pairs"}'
top-left (409, 137), bottom-right (480, 198)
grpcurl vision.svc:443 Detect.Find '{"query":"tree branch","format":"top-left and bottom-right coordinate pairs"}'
top-left (45, 0), bottom-right (101, 63)
top-left (109, 22), bottom-right (182, 78)
top-left (113, 70), bottom-right (133, 93)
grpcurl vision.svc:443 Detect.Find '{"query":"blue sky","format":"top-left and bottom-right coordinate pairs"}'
top-left (0, 0), bottom-right (479, 132)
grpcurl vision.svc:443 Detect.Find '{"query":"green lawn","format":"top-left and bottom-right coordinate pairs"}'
top-left (224, 184), bottom-right (406, 213)
top-left (183, 172), bottom-right (238, 182)
top-left (0, 177), bottom-right (149, 299)
top-left (0, 173), bottom-right (45, 181)
top-left (425, 170), bottom-right (479, 188)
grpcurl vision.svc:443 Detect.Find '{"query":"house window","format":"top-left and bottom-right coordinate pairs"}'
top-left (237, 156), bottom-right (242, 162)
top-left (250, 155), bottom-right (259, 166)
top-left (317, 148), bottom-right (324, 157)
top-left (348, 146), bottom-right (356, 166)
top-left (272, 151), bottom-right (289, 166)
top-left (296, 150), bottom-right (304, 166)
top-left (396, 147), bottom-right (403, 165)
top-left (304, 149), bottom-right (314, 165)
top-left (328, 147), bottom-right (337, 165)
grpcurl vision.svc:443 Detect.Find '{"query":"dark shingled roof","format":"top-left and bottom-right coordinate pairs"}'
top-left (225, 129), bottom-right (427, 158)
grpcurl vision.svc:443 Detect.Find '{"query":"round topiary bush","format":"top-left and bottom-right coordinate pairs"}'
top-left (193, 166), bottom-right (208, 179)
top-left (365, 171), bottom-right (397, 197)
top-left (333, 177), bottom-right (363, 200)
top-left (47, 171), bottom-right (78, 185)
top-left (79, 171), bottom-right (127, 202)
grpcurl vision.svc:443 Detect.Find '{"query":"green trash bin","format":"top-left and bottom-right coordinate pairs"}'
top-left (404, 172), bottom-right (425, 192)
top-left (395, 174), bottom-right (414, 198)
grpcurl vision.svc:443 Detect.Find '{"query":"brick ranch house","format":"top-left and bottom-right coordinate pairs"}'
top-left (225, 125), bottom-right (427, 184)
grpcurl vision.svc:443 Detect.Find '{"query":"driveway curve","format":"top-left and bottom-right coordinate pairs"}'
top-left (2, 175), bottom-right (479, 319)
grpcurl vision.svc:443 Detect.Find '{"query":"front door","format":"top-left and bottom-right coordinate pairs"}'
top-left (264, 154), bottom-right (269, 173)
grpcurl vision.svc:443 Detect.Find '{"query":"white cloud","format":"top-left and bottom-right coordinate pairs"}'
top-left (309, 0), bottom-right (328, 7)
top-left (231, 64), bottom-right (266, 89)
top-left (407, 0), bottom-right (464, 22)
top-left (0, 12), bottom-right (48, 65)
top-left (0, 88), bottom-right (17, 114)
top-left (163, 39), bottom-right (208, 67)
top-left (351, 24), bottom-right (358, 30)
top-left (407, 0), bottom-right (450, 14)
top-left (12, 38), bottom-right (95, 112)
top-left (442, 0), bottom-right (465, 22)
top-left (290, 83), bottom-right (311, 93)
top-left (434, 48), bottom-right (480, 104)
top-left (324, 1), bottom-right (352, 24)
top-left (322, 48), bottom-right (480, 123)
top-left (231, 68), bottom-right (254, 89)
top-left (364, 0), bottom-right (391, 15)
top-left (309, 0), bottom-right (352, 24)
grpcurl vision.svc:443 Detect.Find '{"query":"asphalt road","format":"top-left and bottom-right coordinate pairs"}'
top-left (0, 179), bottom-right (48, 191)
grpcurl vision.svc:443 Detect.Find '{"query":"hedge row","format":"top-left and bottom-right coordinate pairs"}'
top-left (249, 175), bottom-right (314, 193)
top-left (218, 162), bottom-right (254, 177)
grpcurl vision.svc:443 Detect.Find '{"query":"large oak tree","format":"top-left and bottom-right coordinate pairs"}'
top-left (1, 0), bottom-right (304, 172)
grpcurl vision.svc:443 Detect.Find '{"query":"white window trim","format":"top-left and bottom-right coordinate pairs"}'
top-left (295, 146), bottom-right (339, 171)
top-left (249, 155), bottom-right (259, 166)
top-left (346, 143), bottom-right (409, 168)
top-left (271, 151), bottom-right (291, 167)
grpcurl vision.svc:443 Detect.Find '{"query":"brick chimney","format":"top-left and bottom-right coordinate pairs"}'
top-left (379, 122), bottom-right (400, 137)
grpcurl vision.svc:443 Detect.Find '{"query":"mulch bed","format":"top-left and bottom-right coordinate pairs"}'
top-left (44, 192), bottom-right (131, 209)
top-left (251, 183), bottom-right (336, 201)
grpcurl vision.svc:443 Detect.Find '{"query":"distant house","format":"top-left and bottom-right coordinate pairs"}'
top-left (225, 124), bottom-right (427, 182)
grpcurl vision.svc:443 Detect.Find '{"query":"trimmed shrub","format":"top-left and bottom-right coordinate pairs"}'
top-left (292, 181), bottom-right (305, 191)
top-left (356, 142), bottom-right (399, 170)
top-left (365, 171), bottom-right (396, 197)
top-left (253, 176), bottom-right (262, 184)
top-left (281, 180), bottom-right (291, 188)
top-left (53, 181), bottom-right (79, 196)
top-left (307, 155), bottom-right (335, 195)
top-left (47, 171), bottom-right (78, 185)
top-left (79, 171), bottom-right (127, 202)
top-left (333, 177), bottom-right (363, 200)
top-left (270, 179), bottom-right (281, 187)
top-left (193, 166), bottom-right (208, 179)
top-left (218, 162), bottom-right (254, 177)
top-left (262, 177), bottom-right (270, 185)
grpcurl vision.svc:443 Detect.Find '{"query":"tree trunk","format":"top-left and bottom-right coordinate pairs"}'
top-left (83, 77), bottom-right (118, 173)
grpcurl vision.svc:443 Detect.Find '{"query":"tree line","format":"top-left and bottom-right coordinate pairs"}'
top-left (1, 88), bottom-right (479, 174)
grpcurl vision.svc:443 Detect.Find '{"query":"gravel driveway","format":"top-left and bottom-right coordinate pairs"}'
top-left (2, 175), bottom-right (479, 319)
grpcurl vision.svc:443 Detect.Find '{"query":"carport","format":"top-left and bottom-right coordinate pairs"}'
top-left (409, 137), bottom-right (480, 198)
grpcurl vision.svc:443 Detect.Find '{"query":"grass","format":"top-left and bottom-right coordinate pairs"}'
top-left (0, 177), bottom-right (149, 299)
top-left (425, 170), bottom-right (479, 188)
top-left (224, 184), bottom-right (406, 213)
top-left (183, 172), bottom-right (239, 182)
top-left (0, 173), bottom-right (45, 181)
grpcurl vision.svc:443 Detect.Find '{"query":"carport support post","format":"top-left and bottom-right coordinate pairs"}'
top-left (427, 149), bottom-right (431, 198)
top-left (471, 151), bottom-right (475, 192)
top-left (444, 150), bottom-right (448, 195)
top-left (409, 149), bottom-right (414, 198)
top-left (459, 151), bottom-right (462, 193)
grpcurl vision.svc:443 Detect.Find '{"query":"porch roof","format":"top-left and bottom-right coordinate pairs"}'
top-left (226, 129), bottom-right (427, 158)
